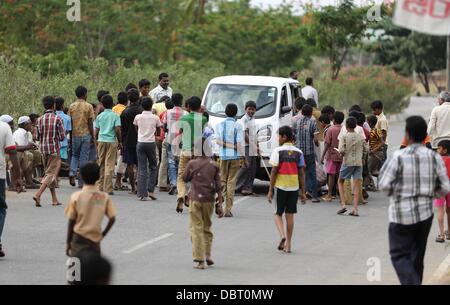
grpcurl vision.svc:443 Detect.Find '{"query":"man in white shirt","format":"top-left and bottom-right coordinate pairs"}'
top-left (301, 77), bottom-right (319, 107)
top-left (13, 116), bottom-right (39, 188)
top-left (0, 121), bottom-right (22, 258)
top-left (428, 91), bottom-right (450, 149)
top-left (150, 72), bottom-right (173, 104)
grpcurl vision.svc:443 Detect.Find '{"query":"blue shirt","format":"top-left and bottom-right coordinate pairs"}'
top-left (56, 111), bottom-right (72, 148)
top-left (216, 117), bottom-right (243, 160)
top-left (95, 109), bottom-right (121, 143)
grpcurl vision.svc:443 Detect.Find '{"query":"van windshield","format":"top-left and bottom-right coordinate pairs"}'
top-left (204, 84), bottom-right (277, 118)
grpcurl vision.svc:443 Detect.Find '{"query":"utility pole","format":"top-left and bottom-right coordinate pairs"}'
top-left (447, 35), bottom-right (450, 90)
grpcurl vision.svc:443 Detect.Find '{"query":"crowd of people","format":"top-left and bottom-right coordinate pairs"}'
top-left (0, 72), bottom-right (449, 284)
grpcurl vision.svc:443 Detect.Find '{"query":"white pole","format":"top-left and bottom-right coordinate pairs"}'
top-left (447, 35), bottom-right (450, 91)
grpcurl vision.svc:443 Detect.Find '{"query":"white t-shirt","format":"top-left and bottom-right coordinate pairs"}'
top-left (13, 128), bottom-right (29, 146)
top-left (149, 85), bottom-right (173, 103)
top-left (239, 114), bottom-right (256, 147)
top-left (338, 125), bottom-right (366, 142)
top-left (0, 122), bottom-right (16, 179)
top-left (302, 85), bottom-right (319, 107)
top-left (133, 111), bottom-right (162, 143)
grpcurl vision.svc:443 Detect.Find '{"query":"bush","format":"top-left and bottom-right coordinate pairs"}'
top-left (0, 59), bottom-right (225, 118)
top-left (301, 63), bottom-right (413, 114)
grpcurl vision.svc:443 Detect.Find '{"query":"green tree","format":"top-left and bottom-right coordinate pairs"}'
top-left (371, 18), bottom-right (447, 93)
top-left (305, 0), bottom-right (372, 80)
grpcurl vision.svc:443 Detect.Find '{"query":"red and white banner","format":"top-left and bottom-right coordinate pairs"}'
top-left (393, 0), bottom-right (450, 35)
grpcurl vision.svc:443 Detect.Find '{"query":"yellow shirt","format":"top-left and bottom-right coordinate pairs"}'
top-left (152, 102), bottom-right (167, 117)
top-left (68, 99), bottom-right (95, 137)
top-left (65, 185), bottom-right (116, 243)
top-left (112, 104), bottom-right (126, 115)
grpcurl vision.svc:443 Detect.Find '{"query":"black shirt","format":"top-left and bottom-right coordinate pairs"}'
top-left (120, 104), bottom-right (143, 149)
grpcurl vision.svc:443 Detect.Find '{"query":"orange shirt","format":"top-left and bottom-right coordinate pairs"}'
top-left (401, 135), bottom-right (431, 147)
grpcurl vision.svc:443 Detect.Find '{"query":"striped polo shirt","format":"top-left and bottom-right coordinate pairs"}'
top-left (269, 143), bottom-right (305, 191)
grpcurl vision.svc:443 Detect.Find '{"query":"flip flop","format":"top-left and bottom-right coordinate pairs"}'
top-left (348, 212), bottom-right (360, 217)
top-left (206, 259), bottom-right (214, 266)
top-left (283, 249), bottom-right (292, 254)
top-left (52, 202), bottom-right (62, 206)
top-left (33, 197), bottom-right (42, 208)
top-left (148, 195), bottom-right (157, 201)
top-left (277, 238), bottom-right (286, 251)
top-left (337, 208), bottom-right (347, 215)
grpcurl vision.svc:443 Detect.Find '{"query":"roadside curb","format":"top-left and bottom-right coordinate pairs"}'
top-left (427, 254), bottom-right (450, 285)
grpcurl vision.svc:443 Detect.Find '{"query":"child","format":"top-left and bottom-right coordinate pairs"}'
top-left (237, 101), bottom-right (258, 196)
top-left (321, 111), bottom-right (344, 201)
top-left (134, 97), bottom-right (162, 201)
top-left (268, 126), bottom-right (306, 254)
top-left (434, 140), bottom-right (450, 243)
top-left (94, 95), bottom-right (122, 195)
top-left (337, 117), bottom-right (368, 216)
top-left (216, 103), bottom-right (244, 217)
top-left (366, 115), bottom-right (384, 191)
top-left (379, 116), bottom-right (450, 285)
top-left (183, 138), bottom-right (223, 269)
top-left (65, 162), bottom-right (116, 257)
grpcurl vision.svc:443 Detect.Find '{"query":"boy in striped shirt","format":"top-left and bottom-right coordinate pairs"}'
top-left (268, 126), bottom-right (306, 253)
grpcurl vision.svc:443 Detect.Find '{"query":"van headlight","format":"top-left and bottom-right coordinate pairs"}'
top-left (257, 126), bottom-right (272, 143)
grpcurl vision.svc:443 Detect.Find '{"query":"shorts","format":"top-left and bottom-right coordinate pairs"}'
top-left (339, 165), bottom-right (362, 180)
top-left (60, 146), bottom-right (68, 160)
top-left (274, 188), bottom-right (298, 216)
top-left (123, 146), bottom-right (138, 166)
top-left (325, 160), bottom-right (342, 175)
top-left (434, 193), bottom-right (450, 208)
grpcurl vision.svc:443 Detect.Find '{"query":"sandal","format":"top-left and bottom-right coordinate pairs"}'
top-left (348, 211), bottom-right (360, 217)
top-left (277, 238), bottom-right (286, 251)
top-left (52, 202), bottom-right (62, 206)
top-left (321, 196), bottom-right (333, 202)
top-left (148, 194), bottom-right (157, 200)
top-left (337, 208), bottom-right (347, 215)
top-left (33, 197), bottom-right (42, 208)
top-left (436, 235), bottom-right (445, 243)
top-left (139, 197), bottom-right (150, 201)
top-left (445, 231), bottom-right (450, 240)
top-left (206, 259), bottom-right (214, 266)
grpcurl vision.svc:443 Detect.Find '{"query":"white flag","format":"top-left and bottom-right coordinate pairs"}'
top-left (393, 0), bottom-right (450, 36)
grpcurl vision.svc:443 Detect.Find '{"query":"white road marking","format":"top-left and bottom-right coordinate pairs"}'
top-left (122, 233), bottom-right (174, 254)
top-left (234, 196), bottom-right (251, 205)
top-left (428, 254), bottom-right (450, 284)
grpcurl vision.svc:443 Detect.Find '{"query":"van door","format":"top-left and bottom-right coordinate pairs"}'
top-left (279, 84), bottom-right (292, 128)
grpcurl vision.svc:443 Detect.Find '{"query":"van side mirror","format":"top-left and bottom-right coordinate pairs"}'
top-left (280, 106), bottom-right (291, 114)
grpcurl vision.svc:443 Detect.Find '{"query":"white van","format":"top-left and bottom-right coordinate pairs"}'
top-left (202, 75), bottom-right (302, 180)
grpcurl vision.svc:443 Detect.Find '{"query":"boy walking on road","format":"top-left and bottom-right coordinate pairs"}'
top-left (268, 126), bottom-right (306, 254)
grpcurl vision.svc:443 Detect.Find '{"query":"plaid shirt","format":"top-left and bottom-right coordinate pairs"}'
top-left (35, 110), bottom-right (65, 155)
top-left (295, 116), bottom-right (319, 156)
top-left (379, 144), bottom-right (450, 225)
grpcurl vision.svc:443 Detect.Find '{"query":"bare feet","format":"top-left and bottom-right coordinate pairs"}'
top-left (194, 261), bottom-right (206, 269)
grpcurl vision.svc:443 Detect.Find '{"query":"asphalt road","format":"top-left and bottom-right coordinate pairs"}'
top-left (0, 97), bottom-right (448, 285)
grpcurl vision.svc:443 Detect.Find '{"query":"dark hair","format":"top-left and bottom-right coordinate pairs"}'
top-left (333, 111), bottom-right (345, 124)
top-left (306, 98), bottom-right (317, 108)
top-left (101, 95), bottom-right (114, 109)
top-left (74, 251), bottom-right (112, 286)
top-left (278, 126), bottom-right (294, 141)
top-left (367, 115), bottom-right (378, 127)
top-left (75, 86), bottom-right (88, 99)
top-left (225, 103), bottom-right (238, 117)
top-left (289, 71), bottom-right (298, 77)
top-left (172, 93), bottom-right (183, 107)
top-left (97, 90), bottom-right (109, 102)
top-left (321, 105), bottom-right (335, 115)
top-left (117, 92), bottom-right (128, 105)
top-left (405, 116), bottom-right (427, 143)
top-left (127, 88), bottom-right (140, 104)
top-left (55, 97), bottom-right (65, 111)
top-left (203, 111), bottom-right (209, 122)
top-left (371, 100), bottom-right (383, 110)
top-left (245, 100), bottom-right (256, 109)
top-left (187, 96), bottom-right (201, 111)
top-left (319, 113), bottom-right (330, 125)
top-left (29, 113), bottom-right (39, 123)
top-left (138, 79), bottom-right (150, 89)
top-left (158, 72), bottom-right (169, 81)
top-left (165, 98), bottom-right (174, 110)
top-left (305, 77), bottom-right (313, 86)
top-left (141, 97), bottom-right (154, 111)
top-left (42, 96), bottom-right (55, 110)
top-left (355, 112), bottom-right (366, 126)
top-left (294, 97), bottom-right (306, 111)
top-left (301, 104), bottom-right (313, 117)
top-left (346, 117), bottom-right (357, 129)
top-left (125, 83), bottom-right (138, 92)
top-left (349, 104), bottom-right (362, 113)
top-left (158, 95), bottom-right (170, 104)
top-left (80, 162), bottom-right (100, 185)
top-left (438, 140), bottom-right (450, 154)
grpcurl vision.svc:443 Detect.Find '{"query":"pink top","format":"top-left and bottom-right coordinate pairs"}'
top-left (442, 156), bottom-right (450, 180)
top-left (133, 111), bottom-right (162, 143)
top-left (324, 124), bottom-right (343, 162)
